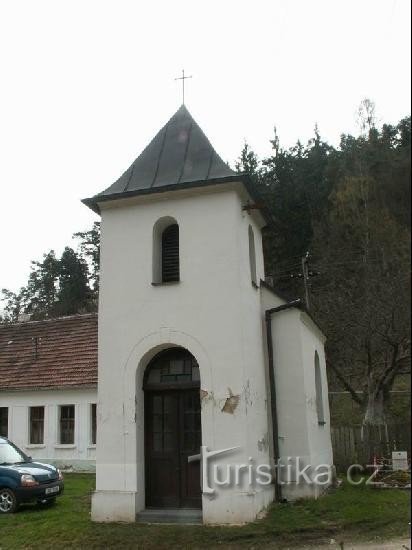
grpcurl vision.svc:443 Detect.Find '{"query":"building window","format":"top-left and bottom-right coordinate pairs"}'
top-left (59, 405), bottom-right (75, 444)
top-left (152, 217), bottom-right (180, 284)
top-left (0, 407), bottom-right (8, 438)
top-left (314, 351), bottom-right (325, 424)
top-left (248, 225), bottom-right (257, 286)
top-left (91, 404), bottom-right (97, 445)
top-left (29, 406), bottom-right (45, 444)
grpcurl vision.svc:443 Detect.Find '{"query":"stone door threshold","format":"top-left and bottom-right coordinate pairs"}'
top-left (137, 508), bottom-right (202, 524)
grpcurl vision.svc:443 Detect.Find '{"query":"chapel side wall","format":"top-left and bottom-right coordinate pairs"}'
top-left (261, 284), bottom-right (334, 501)
top-left (299, 313), bottom-right (334, 471)
top-left (0, 388), bottom-right (97, 471)
top-left (270, 309), bottom-right (311, 461)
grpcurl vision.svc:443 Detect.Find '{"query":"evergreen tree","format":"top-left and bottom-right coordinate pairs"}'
top-left (1, 225), bottom-right (100, 321)
top-left (73, 221), bottom-right (101, 294)
top-left (55, 247), bottom-right (92, 316)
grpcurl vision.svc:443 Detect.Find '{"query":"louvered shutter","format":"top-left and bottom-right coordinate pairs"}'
top-left (162, 224), bottom-right (180, 282)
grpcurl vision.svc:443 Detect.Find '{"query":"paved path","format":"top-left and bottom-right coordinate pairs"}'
top-left (290, 538), bottom-right (410, 550)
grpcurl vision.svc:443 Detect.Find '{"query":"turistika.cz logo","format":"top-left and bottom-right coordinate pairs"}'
top-left (188, 446), bottom-right (333, 494)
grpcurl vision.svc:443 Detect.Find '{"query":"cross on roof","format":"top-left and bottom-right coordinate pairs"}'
top-left (175, 69), bottom-right (192, 105)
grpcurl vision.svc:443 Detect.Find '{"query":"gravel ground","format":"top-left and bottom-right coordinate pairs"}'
top-left (288, 538), bottom-right (411, 550)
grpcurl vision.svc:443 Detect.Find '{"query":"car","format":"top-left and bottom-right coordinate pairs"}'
top-left (0, 437), bottom-right (64, 513)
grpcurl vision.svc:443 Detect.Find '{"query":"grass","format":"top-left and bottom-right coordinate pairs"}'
top-left (0, 474), bottom-right (410, 549)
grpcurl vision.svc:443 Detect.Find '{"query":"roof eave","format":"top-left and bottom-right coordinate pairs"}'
top-left (260, 279), bottom-right (327, 339)
top-left (82, 175), bottom-right (244, 214)
top-left (82, 173), bottom-right (273, 226)
top-left (0, 383), bottom-right (98, 393)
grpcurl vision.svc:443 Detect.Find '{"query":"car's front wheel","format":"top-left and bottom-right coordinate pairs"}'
top-left (0, 488), bottom-right (18, 514)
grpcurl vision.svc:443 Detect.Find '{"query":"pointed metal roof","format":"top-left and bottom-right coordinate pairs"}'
top-left (83, 105), bottom-right (239, 213)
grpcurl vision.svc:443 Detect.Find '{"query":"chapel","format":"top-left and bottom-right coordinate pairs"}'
top-left (82, 104), bottom-right (334, 524)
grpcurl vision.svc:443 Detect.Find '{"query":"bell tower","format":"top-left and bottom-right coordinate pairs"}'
top-left (83, 105), bottom-right (276, 523)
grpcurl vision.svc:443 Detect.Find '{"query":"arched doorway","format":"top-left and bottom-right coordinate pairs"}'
top-left (144, 348), bottom-right (202, 509)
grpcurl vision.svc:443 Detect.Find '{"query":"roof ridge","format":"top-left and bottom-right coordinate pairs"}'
top-left (205, 149), bottom-right (215, 180)
top-left (123, 162), bottom-right (135, 193)
top-left (0, 312), bottom-right (98, 329)
top-left (150, 123), bottom-right (169, 188)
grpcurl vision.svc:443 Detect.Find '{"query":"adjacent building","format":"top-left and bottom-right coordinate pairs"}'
top-left (0, 314), bottom-right (97, 472)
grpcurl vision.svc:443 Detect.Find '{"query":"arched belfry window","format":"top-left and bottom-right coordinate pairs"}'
top-left (153, 217), bottom-right (180, 284)
top-left (248, 225), bottom-right (257, 286)
top-left (143, 348), bottom-right (200, 390)
top-left (314, 351), bottom-right (325, 425)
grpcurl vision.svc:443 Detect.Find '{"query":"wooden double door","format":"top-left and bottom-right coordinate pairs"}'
top-left (145, 389), bottom-right (202, 508)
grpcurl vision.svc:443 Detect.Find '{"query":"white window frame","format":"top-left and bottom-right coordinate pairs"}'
top-left (28, 405), bottom-right (45, 446)
top-left (90, 403), bottom-right (97, 447)
top-left (56, 404), bottom-right (76, 447)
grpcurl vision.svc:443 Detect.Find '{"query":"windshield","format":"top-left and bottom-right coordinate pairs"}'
top-left (0, 440), bottom-right (28, 465)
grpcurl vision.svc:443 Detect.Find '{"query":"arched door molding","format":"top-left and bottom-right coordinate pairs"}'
top-left (120, 329), bottom-right (212, 512)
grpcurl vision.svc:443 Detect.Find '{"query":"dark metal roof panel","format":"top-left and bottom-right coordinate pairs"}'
top-left (102, 126), bottom-right (167, 195)
top-left (179, 121), bottom-right (209, 183)
top-left (84, 104), bottom-right (236, 209)
top-left (151, 110), bottom-right (192, 188)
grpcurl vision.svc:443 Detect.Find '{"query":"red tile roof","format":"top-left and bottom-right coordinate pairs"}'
top-left (0, 314), bottom-right (97, 391)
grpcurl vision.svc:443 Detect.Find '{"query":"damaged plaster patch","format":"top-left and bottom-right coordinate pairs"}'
top-left (306, 395), bottom-right (317, 407)
top-left (221, 388), bottom-right (240, 414)
top-left (257, 433), bottom-right (269, 452)
top-left (243, 380), bottom-right (252, 413)
top-left (200, 389), bottom-right (209, 400)
top-left (200, 389), bottom-right (216, 408)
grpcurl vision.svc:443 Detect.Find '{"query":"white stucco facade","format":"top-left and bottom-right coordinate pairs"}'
top-left (0, 388), bottom-right (97, 471)
top-left (261, 286), bottom-right (334, 501)
top-left (91, 181), bottom-right (334, 524)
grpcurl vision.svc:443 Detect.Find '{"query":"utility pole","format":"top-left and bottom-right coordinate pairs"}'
top-left (273, 253), bottom-right (320, 308)
top-left (301, 251), bottom-right (311, 310)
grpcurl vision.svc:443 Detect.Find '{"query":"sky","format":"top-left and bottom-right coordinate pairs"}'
top-left (0, 0), bottom-right (410, 294)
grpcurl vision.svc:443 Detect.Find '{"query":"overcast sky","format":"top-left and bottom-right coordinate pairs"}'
top-left (0, 0), bottom-right (410, 294)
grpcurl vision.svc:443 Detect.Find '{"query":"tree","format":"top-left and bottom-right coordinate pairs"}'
top-left (73, 221), bottom-right (101, 294)
top-left (1, 224), bottom-right (100, 322)
top-left (357, 98), bottom-right (377, 135)
top-left (238, 126), bottom-right (334, 292)
top-left (54, 247), bottom-right (92, 316)
top-left (235, 108), bottom-right (410, 426)
top-left (310, 128), bottom-right (411, 425)
top-left (235, 141), bottom-right (260, 179)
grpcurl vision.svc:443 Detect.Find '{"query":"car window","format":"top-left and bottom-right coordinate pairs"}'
top-left (0, 441), bottom-right (27, 465)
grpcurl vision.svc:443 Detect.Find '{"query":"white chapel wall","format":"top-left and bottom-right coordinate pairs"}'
top-left (298, 313), bottom-right (334, 470)
top-left (93, 185), bottom-right (275, 523)
top-left (260, 285), bottom-right (334, 501)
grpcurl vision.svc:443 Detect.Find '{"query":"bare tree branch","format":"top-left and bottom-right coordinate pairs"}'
top-left (327, 362), bottom-right (365, 406)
